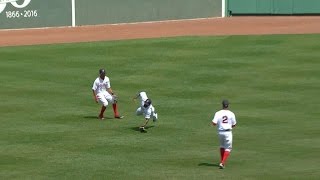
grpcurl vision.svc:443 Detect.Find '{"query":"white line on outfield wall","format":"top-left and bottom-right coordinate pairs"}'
top-left (0, 17), bottom-right (223, 31)
top-left (71, 0), bottom-right (75, 27)
top-left (222, 0), bottom-right (226, 17)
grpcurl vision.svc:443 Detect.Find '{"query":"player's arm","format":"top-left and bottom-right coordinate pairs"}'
top-left (107, 87), bottom-right (115, 96)
top-left (105, 80), bottom-right (114, 95)
top-left (231, 121), bottom-right (236, 128)
top-left (232, 114), bottom-right (237, 128)
top-left (92, 90), bottom-right (98, 103)
top-left (92, 81), bottom-right (98, 103)
top-left (211, 113), bottom-right (218, 126)
top-left (132, 92), bottom-right (140, 101)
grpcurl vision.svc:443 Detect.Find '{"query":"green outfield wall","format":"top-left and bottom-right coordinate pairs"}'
top-left (2, 0), bottom-right (319, 30)
top-left (75, 0), bottom-right (222, 26)
top-left (227, 0), bottom-right (320, 15)
top-left (0, 0), bottom-right (71, 29)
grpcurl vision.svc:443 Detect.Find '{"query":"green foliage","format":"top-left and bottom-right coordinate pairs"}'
top-left (0, 34), bottom-right (320, 179)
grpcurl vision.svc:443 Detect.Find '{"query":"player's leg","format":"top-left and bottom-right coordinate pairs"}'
top-left (112, 103), bottom-right (120, 118)
top-left (96, 94), bottom-right (109, 120)
top-left (220, 148), bottom-right (225, 162)
top-left (139, 108), bottom-right (152, 132)
top-left (107, 94), bottom-right (123, 119)
top-left (221, 132), bottom-right (233, 167)
top-left (139, 118), bottom-right (150, 133)
top-left (99, 106), bottom-right (106, 119)
top-left (218, 133), bottom-right (225, 164)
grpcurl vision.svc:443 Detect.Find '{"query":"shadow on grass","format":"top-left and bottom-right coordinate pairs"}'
top-left (130, 125), bottom-right (155, 132)
top-left (83, 116), bottom-right (113, 120)
top-left (198, 162), bottom-right (220, 167)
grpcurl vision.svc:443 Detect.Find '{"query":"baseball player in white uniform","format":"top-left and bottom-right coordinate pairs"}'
top-left (212, 99), bottom-right (237, 169)
top-left (92, 69), bottom-right (124, 120)
top-left (133, 91), bottom-right (158, 132)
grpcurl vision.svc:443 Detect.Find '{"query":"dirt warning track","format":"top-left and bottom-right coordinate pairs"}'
top-left (0, 16), bottom-right (320, 47)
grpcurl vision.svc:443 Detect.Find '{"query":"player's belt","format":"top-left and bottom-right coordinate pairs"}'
top-left (220, 129), bottom-right (231, 132)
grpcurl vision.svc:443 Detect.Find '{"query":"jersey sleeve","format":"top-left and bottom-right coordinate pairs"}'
top-left (92, 80), bottom-right (97, 90)
top-left (212, 112), bottom-right (218, 124)
top-left (105, 77), bottom-right (111, 89)
top-left (232, 112), bottom-right (237, 126)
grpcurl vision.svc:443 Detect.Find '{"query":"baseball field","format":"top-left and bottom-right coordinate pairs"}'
top-left (1, 17), bottom-right (320, 179)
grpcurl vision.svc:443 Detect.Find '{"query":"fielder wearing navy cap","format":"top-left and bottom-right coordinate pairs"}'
top-left (212, 98), bottom-right (237, 169)
top-left (99, 69), bottom-right (106, 75)
top-left (222, 99), bottom-right (229, 108)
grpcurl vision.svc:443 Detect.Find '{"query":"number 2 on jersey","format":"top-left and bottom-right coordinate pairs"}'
top-left (222, 116), bottom-right (228, 123)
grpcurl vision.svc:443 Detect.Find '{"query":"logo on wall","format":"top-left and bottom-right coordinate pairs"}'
top-left (0, 0), bottom-right (32, 14)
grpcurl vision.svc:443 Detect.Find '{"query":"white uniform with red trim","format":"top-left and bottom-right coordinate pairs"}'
top-left (92, 76), bottom-right (115, 106)
top-left (212, 109), bottom-right (236, 151)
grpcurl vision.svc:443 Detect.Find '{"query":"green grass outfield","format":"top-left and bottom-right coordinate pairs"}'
top-left (1, 34), bottom-right (320, 179)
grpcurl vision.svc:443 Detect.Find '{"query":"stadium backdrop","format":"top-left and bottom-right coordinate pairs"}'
top-left (0, 0), bottom-right (319, 30)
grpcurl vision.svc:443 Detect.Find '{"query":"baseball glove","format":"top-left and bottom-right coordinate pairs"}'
top-left (112, 94), bottom-right (118, 103)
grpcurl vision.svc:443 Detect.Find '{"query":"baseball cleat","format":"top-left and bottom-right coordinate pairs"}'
top-left (139, 126), bottom-right (147, 133)
top-left (219, 163), bottom-right (225, 169)
top-left (98, 115), bottom-right (105, 120)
